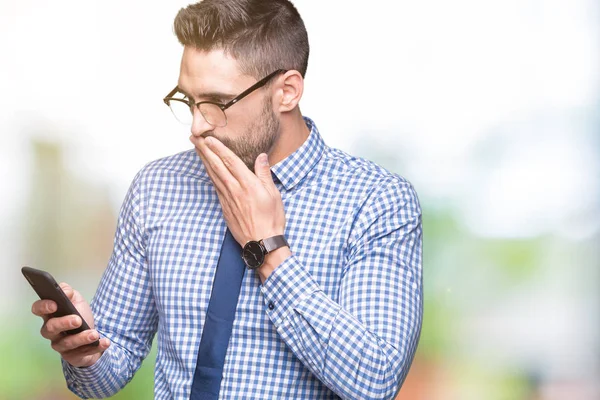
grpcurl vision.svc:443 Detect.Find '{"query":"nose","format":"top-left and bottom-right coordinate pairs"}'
top-left (190, 107), bottom-right (214, 138)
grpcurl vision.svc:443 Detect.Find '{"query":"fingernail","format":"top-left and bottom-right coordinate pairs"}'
top-left (261, 154), bottom-right (269, 165)
top-left (71, 317), bottom-right (80, 327)
top-left (89, 331), bottom-right (98, 340)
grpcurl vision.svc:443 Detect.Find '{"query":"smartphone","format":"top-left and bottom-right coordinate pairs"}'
top-left (22, 266), bottom-right (99, 346)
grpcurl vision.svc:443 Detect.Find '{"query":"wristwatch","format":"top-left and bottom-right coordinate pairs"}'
top-left (242, 235), bottom-right (289, 270)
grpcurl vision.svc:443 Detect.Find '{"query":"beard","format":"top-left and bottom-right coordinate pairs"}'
top-left (205, 96), bottom-right (281, 171)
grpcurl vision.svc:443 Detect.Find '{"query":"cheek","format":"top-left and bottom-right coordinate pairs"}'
top-left (211, 127), bottom-right (242, 151)
top-left (221, 114), bottom-right (250, 137)
top-left (213, 126), bottom-right (236, 142)
top-left (229, 100), bottom-right (261, 127)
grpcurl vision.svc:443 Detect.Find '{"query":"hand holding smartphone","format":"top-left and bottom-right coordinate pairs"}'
top-left (24, 266), bottom-right (110, 367)
top-left (23, 266), bottom-right (98, 344)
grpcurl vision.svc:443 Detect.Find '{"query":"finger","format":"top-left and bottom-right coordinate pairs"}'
top-left (198, 139), bottom-right (242, 192)
top-left (196, 146), bottom-right (231, 197)
top-left (32, 299), bottom-right (57, 317)
top-left (254, 153), bottom-right (276, 189)
top-left (61, 338), bottom-right (111, 366)
top-left (204, 136), bottom-right (254, 182)
top-left (42, 315), bottom-right (82, 340)
top-left (51, 329), bottom-right (100, 353)
top-left (195, 146), bottom-right (237, 221)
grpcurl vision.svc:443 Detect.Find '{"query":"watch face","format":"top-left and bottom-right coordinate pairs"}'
top-left (242, 241), bottom-right (265, 269)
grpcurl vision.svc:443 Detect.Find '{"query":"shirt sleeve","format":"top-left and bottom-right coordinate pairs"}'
top-left (62, 171), bottom-right (158, 398)
top-left (260, 179), bottom-right (423, 400)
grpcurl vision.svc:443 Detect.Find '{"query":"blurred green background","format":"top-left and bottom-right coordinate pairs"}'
top-left (1, 0), bottom-right (598, 399)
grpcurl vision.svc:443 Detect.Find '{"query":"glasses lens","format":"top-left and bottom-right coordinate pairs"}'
top-left (199, 103), bottom-right (227, 127)
top-left (168, 99), bottom-right (193, 125)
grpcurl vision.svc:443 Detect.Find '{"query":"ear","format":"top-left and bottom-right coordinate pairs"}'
top-left (275, 70), bottom-right (304, 113)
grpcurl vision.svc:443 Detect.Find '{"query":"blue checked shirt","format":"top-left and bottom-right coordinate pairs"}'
top-left (62, 117), bottom-right (423, 400)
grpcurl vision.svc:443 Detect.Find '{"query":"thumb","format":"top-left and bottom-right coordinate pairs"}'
top-left (254, 153), bottom-right (273, 184)
top-left (59, 282), bottom-right (75, 300)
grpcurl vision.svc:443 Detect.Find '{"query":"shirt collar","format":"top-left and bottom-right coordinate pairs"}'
top-left (270, 117), bottom-right (326, 191)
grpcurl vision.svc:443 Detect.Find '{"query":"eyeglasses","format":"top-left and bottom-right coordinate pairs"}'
top-left (163, 69), bottom-right (287, 127)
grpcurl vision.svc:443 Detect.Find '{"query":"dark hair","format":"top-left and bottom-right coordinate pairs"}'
top-left (174, 0), bottom-right (309, 79)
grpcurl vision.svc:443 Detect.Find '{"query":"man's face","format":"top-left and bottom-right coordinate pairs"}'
top-left (178, 46), bottom-right (280, 170)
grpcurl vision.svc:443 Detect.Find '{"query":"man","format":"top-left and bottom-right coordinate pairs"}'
top-left (31, 0), bottom-right (423, 399)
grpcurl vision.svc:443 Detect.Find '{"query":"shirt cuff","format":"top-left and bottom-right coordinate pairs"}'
top-left (259, 254), bottom-right (321, 326)
top-left (62, 343), bottom-right (113, 394)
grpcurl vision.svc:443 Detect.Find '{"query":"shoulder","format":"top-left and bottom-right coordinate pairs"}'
top-left (123, 149), bottom-right (208, 205)
top-left (119, 149), bottom-right (208, 225)
top-left (319, 145), bottom-right (419, 204)
top-left (135, 149), bottom-right (203, 182)
top-left (125, 149), bottom-right (210, 194)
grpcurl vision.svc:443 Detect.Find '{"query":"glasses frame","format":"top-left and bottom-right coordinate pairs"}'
top-left (163, 69), bottom-right (288, 127)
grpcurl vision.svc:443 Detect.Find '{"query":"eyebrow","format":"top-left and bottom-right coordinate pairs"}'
top-left (177, 87), bottom-right (236, 103)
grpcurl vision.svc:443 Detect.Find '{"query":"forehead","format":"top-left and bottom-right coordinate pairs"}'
top-left (178, 46), bottom-right (250, 96)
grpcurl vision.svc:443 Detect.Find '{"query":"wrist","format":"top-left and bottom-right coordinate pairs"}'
top-left (257, 246), bottom-right (292, 283)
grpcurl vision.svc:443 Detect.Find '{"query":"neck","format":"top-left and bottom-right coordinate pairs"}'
top-left (268, 108), bottom-right (310, 165)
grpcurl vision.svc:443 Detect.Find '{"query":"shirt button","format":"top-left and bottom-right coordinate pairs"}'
top-left (268, 302), bottom-right (275, 310)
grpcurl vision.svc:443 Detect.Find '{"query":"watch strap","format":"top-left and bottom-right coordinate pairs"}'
top-left (260, 235), bottom-right (289, 253)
